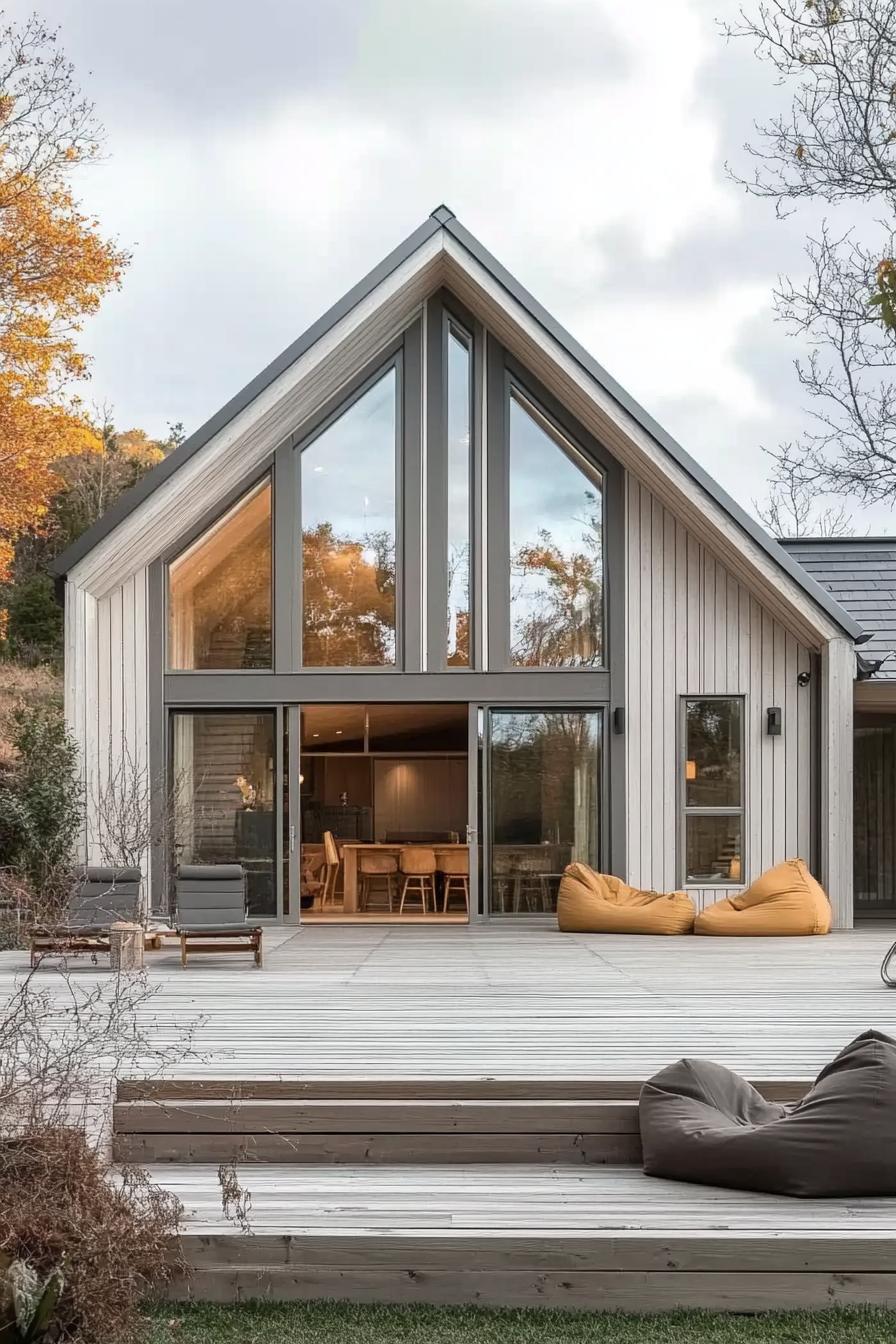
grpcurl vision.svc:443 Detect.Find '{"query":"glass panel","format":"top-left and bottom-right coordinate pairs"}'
top-left (685, 699), bottom-right (742, 807)
top-left (509, 392), bottom-right (603, 667)
top-left (301, 369), bottom-right (397, 666)
top-left (168, 480), bottom-right (272, 669)
top-left (488, 709), bottom-right (601, 915)
top-left (685, 814), bottom-right (743, 885)
top-left (367, 703), bottom-right (467, 752)
top-left (446, 325), bottom-right (471, 667)
top-left (172, 710), bottom-right (277, 918)
top-left (302, 704), bottom-right (367, 753)
top-left (854, 717), bottom-right (896, 911)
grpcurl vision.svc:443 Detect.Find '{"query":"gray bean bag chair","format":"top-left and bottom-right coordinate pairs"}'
top-left (639, 1029), bottom-right (896, 1197)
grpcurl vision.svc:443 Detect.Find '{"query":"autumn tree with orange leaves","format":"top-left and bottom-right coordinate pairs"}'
top-left (0, 13), bottom-right (127, 579)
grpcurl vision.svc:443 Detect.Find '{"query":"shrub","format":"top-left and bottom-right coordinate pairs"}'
top-left (0, 701), bottom-right (81, 916)
top-left (0, 973), bottom-right (193, 1342)
top-left (1, 574), bottom-right (63, 668)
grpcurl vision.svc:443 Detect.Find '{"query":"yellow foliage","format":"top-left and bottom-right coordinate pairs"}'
top-left (0, 22), bottom-right (127, 578)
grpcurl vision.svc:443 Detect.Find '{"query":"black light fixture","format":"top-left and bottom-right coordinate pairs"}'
top-left (766, 706), bottom-right (782, 736)
top-left (612, 707), bottom-right (625, 735)
top-left (797, 670), bottom-right (811, 687)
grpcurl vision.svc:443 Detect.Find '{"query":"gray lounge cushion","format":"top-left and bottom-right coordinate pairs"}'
top-left (176, 864), bottom-right (244, 882)
top-left (639, 1029), bottom-right (896, 1197)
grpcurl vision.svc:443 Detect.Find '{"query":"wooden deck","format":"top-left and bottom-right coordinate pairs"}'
top-left (9, 922), bottom-right (896, 1311)
top-left (8, 920), bottom-right (895, 1080)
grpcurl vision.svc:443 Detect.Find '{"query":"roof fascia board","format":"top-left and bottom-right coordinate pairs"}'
top-left (441, 216), bottom-right (862, 643)
top-left (54, 215), bottom-right (445, 577)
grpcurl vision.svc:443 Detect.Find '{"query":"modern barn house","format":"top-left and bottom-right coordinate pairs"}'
top-left (54, 207), bottom-right (867, 928)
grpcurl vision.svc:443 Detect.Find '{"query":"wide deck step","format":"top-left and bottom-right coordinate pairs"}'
top-left (158, 1161), bottom-right (896, 1311)
top-left (114, 1077), bottom-right (807, 1165)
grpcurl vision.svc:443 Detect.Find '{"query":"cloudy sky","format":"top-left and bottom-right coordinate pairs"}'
top-left (12, 0), bottom-right (891, 530)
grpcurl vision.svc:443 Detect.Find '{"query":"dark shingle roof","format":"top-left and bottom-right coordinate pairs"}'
top-left (781, 538), bottom-right (896, 677)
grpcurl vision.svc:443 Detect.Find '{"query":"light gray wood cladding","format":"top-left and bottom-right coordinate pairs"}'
top-left (625, 477), bottom-right (814, 911)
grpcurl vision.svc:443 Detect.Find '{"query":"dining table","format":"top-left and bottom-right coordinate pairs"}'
top-left (340, 842), bottom-right (469, 913)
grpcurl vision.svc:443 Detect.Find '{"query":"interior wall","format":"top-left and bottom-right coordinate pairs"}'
top-left (373, 758), bottom-right (468, 841)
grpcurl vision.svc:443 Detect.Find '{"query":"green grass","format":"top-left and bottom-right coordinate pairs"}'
top-left (146, 1302), bottom-right (896, 1344)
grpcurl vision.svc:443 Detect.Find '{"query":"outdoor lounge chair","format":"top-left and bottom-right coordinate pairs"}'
top-left (640, 1029), bottom-right (896, 1197)
top-left (557, 864), bottom-right (696, 934)
top-left (695, 858), bottom-right (831, 936)
top-left (174, 864), bottom-right (263, 968)
top-left (29, 867), bottom-right (142, 967)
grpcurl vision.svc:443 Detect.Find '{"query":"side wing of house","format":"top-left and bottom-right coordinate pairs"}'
top-left (56, 209), bottom-right (859, 926)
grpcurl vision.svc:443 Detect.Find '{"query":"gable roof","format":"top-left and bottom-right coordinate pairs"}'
top-left (53, 205), bottom-right (863, 643)
top-left (781, 538), bottom-right (894, 675)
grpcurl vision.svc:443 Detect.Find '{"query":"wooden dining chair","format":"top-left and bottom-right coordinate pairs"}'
top-left (439, 849), bottom-right (470, 914)
top-left (359, 851), bottom-right (398, 912)
top-left (320, 831), bottom-right (340, 909)
top-left (399, 847), bottom-right (436, 915)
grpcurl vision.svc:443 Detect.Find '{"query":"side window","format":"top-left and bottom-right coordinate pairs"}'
top-left (681, 697), bottom-right (745, 885)
top-left (167, 478), bottom-right (272, 670)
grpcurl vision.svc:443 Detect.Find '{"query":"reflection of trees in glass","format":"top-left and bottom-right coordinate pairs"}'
top-left (511, 490), bottom-right (603, 667)
top-left (302, 521), bottom-right (396, 666)
top-left (490, 710), bottom-right (599, 860)
top-left (447, 540), bottom-right (470, 666)
top-left (685, 700), bottom-right (742, 807)
top-left (168, 481), bottom-right (272, 669)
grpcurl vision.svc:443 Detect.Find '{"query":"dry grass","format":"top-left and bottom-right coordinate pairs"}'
top-left (0, 661), bottom-right (61, 766)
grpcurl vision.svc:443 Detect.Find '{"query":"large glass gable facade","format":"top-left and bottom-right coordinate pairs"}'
top-left (161, 293), bottom-right (623, 920)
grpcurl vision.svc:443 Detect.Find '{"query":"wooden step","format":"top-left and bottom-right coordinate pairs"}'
top-left (113, 1076), bottom-right (810, 1164)
top-left (112, 1098), bottom-right (643, 1165)
top-left (154, 1161), bottom-right (896, 1311)
top-left (116, 1077), bottom-right (809, 1102)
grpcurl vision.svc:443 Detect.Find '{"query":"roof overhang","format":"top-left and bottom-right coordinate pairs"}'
top-left (56, 206), bottom-right (863, 646)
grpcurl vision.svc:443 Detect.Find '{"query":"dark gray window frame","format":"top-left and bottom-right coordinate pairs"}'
top-left (425, 289), bottom-right (483, 672)
top-left (292, 342), bottom-right (409, 673)
top-left (485, 337), bottom-right (622, 678)
top-left (152, 294), bottom-right (629, 910)
top-left (678, 693), bottom-right (747, 889)
top-left (483, 703), bottom-right (609, 917)
top-left (163, 470), bottom-right (274, 674)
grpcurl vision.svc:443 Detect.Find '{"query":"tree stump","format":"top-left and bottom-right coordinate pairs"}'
top-left (110, 921), bottom-right (144, 971)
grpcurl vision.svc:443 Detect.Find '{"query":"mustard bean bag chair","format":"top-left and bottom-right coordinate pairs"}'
top-left (557, 863), bottom-right (696, 935)
top-left (695, 858), bottom-right (831, 937)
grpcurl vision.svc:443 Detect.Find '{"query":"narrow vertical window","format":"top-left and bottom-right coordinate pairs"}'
top-left (681, 697), bottom-right (745, 885)
top-left (446, 323), bottom-right (471, 666)
top-left (508, 390), bottom-right (604, 667)
top-left (301, 367), bottom-right (397, 667)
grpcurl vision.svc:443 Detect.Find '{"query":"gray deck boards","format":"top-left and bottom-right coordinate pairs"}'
top-left (6, 922), bottom-right (896, 1081)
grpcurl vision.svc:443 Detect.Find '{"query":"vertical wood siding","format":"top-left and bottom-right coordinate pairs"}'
top-left (625, 477), bottom-right (815, 912)
top-left (72, 569), bottom-right (152, 879)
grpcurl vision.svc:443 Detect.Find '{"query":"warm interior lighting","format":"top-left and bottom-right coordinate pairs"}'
top-left (729, 857), bottom-right (742, 882)
top-left (685, 760), bottom-right (697, 781)
top-left (299, 773), bottom-right (304, 785)
top-left (336, 729), bottom-right (343, 735)
top-left (313, 732), bottom-right (319, 738)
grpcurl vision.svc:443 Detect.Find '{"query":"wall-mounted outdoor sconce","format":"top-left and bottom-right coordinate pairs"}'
top-left (797, 670), bottom-right (811, 687)
top-left (766, 706), bottom-right (782, 736)
top-left (613, 707), bottom-right (625, 734)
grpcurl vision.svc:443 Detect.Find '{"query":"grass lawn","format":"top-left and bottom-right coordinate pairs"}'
top-left (147, 1302), bottom-right (896, 1344)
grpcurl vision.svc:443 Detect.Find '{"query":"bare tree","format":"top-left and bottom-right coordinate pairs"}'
top-left (728, 0), bottom-right (896, 504)
top-left (87, 739), bottom-right (190, 878)
top-left (754, 456), bottom-right (856, 534)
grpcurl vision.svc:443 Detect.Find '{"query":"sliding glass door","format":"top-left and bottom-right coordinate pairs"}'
top-left (485, 708), bottom-right (603, 916)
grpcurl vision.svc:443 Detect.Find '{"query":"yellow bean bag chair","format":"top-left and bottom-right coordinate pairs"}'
top-left (695, 858), bottom-right (831, 937)
top-left (557, 864), bottom-right (696, 935)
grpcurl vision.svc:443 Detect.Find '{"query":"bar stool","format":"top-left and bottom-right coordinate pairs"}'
top-left (359, 851), bottom-right (398, 912)
top-left (439, 849), bottom-right (470, 914)
top-left (399, 847), bottom-right (436, 914)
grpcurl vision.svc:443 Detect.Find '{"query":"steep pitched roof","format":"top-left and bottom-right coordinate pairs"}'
top-left (53, 206), bottom-right (863, 642)
top-left (781, 538), bottom-right (895, 676)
